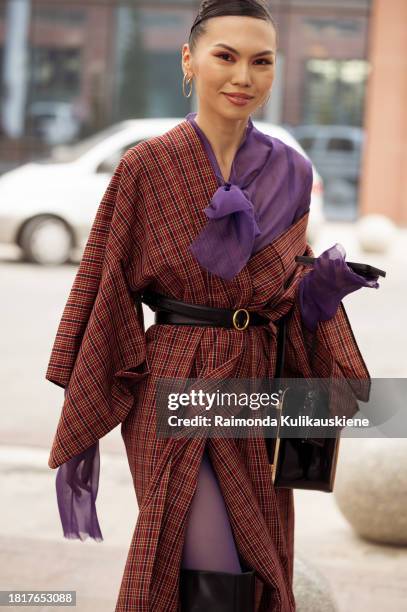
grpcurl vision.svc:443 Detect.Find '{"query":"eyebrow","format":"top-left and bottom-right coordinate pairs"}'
top-left (213, 43), bottom-right (275, 58)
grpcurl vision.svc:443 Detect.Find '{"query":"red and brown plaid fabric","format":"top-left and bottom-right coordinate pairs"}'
top-left (45, 120), bottom-right (371, 611)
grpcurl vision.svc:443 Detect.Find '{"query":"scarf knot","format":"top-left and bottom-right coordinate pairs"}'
top-left (189, 183), bottom-right (261, 281)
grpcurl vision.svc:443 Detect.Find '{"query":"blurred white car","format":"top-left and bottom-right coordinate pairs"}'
top-left (0, 118), bottom-right (324, 265)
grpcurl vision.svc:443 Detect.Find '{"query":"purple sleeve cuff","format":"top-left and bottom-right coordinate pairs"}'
top-left (55, 389), bottom-right (103, 542)
top-left (299, 243), bottom-right (380, 333)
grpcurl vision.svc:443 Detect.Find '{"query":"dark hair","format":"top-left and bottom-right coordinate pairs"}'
top-left (189, 0), bottom-right (278, 51)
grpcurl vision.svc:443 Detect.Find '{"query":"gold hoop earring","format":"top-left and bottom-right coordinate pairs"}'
top-left (182, 74), bottom-right (193, 98)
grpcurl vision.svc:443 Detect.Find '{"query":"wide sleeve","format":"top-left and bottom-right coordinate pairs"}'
top-left (45, 153), bottom-right (150, 469)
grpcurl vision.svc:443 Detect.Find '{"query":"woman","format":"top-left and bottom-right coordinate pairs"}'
top-left (46, 1), bottom-right (379, 610)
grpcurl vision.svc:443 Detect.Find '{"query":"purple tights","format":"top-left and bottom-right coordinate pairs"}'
top-left (180, 444), bottom-right (242, 573)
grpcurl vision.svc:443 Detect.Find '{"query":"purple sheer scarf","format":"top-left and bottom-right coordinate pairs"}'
top-left (55, 389), bottom-right (103, 541)
top-left (186, 112), bottom-right (313, 280)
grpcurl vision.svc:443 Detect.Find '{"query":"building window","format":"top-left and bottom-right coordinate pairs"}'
top-left (303, 59), bottom-right (369, 125)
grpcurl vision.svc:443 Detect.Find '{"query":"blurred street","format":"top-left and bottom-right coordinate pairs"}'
top-left (0, 221), bottom-right (406, 611)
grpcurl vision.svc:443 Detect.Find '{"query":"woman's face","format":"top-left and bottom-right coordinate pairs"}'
top-left (182, 15), bottom-right (277, 122)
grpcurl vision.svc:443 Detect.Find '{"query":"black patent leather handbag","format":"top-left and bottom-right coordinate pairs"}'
top-left (267, 315), bottom-right (341, 492)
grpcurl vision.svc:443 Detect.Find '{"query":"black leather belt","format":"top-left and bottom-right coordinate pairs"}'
top-left (139, 289), bottom-right (270, 331)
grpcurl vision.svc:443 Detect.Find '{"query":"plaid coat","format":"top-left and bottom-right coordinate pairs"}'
top-left (45, 119), bottom-right (371, 611)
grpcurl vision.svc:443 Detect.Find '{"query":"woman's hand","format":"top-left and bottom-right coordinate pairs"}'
top-left (299, 243), bottom-right (380, 331)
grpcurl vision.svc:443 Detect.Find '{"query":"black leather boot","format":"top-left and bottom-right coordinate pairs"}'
top-left (179, 567), bottom-right (256, 612)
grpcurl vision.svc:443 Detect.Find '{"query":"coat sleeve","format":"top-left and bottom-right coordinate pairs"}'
top-left (45, 153), bottom-right (150, 469)
top-left (283, 241), bottom-right (372, 421)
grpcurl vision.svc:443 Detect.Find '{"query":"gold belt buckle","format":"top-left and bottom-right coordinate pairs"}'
top-left (232, 308), bottom-right (250, 331)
